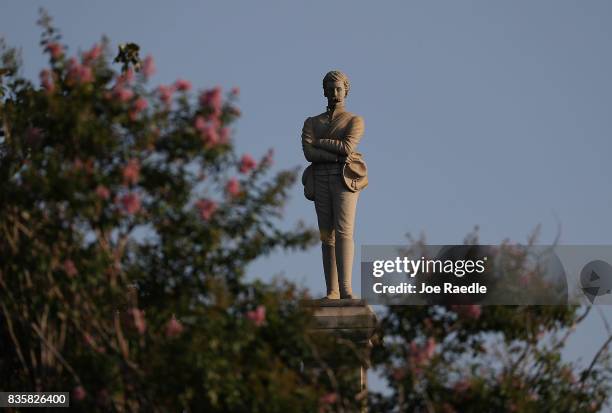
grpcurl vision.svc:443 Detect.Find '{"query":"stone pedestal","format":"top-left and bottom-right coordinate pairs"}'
top-left (304, 299), bottom-right (379, 413)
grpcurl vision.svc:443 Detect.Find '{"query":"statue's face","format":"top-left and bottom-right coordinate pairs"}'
top-left (323, 81), bottom-right (346, 106)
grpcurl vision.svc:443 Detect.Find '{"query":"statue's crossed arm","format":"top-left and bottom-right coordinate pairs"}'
top-left (313, 115), bottom-right (364, 156)
top-left (301, 117), bottom-right (338, 163)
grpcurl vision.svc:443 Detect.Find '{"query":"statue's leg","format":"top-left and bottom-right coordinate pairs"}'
top-left (314, 174), bottom-right (339, 299)
top-left (321, 243), bottom-right (339, 299)
top-left (331, 174), bottom-right (360, 299)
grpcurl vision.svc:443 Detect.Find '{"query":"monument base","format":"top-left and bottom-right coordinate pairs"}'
top-left (303, 298), bottom-right (379, 413)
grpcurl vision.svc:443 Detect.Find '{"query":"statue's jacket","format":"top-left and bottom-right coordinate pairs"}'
top-left (301, 107), bottom-right (365, 176)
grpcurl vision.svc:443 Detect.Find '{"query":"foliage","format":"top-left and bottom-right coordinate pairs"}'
top-left (369, 229), bottom-right (612, 412)
top-left (0, 10), bottom-right (364, 413)
top-left (1, 11), bottom-right (610, 413)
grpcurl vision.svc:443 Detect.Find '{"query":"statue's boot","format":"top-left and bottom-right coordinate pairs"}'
top-left (322, 243), bottom-right (340, 299)
top-left (336, 238), bottom-right (355, 299)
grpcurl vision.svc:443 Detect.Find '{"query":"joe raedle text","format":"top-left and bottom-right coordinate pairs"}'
top-left (372, 282), bottom-right (487, 295)
top-left (370, 256), bottom-right (489, 296)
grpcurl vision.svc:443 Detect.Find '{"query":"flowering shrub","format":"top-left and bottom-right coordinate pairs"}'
top-left (0, 11), bottom-right (362, 413)
top-left (371, 230), bottom-right (612, 412)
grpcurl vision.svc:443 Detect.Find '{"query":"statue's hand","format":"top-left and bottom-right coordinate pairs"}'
top-left (347, 152), bottom-right (358, 163)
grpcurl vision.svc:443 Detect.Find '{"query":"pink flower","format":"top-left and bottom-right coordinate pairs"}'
top-left (120, 192), bottom-right (141, 214)
top-left (194, 116), bottom-right (207, 132)
top-left (174, 79), bottom-right (192, 92)
top-left (114, 86), bottom-right (134, 103)
top-left (79, 65), bottom-right (94, 83)
top-left (225, 178), bottom-right (241, 198)
top-left (451, 304), bottom-right (482, 320)
top-left (67, 58), bottom-right (94, 85)
top-left (219, 127), bottom-right (230, 144)
top-left (117, 68), bottom-right (135, 85)
top-left (157, 85), bottom-right (174, 106)
top-left (194, 117), bottom-right (219, 147)
top-left (45, 42), bottom-right (63, 60)
top-left (408, 337), bottom-right (436, 369)
top-left (129, 98), bottom-right (148, 120)
top-left (165, 316), bottom-right (184, 338)
top-left (95, 185), bottom-right (110, 200)
top-left (83, 43), bottom-right (102, 63)
top-left (199, 86), bottom-right (222, 115)
top-left (319, 392), bottom-right (337, 405)
top-left (142, 54), bottom-right (155, 78)
top-left (196, 199), bottom-right (217, 220)
top-left (125, 67), bottom-right (135, 82)
top-left (130, 308), bottom-right (146, 334)
top-left (230, 86), bottom-right (240, 97)
top-left (39, 69), bottom-right (55, 93)
top-left (246, 305), bottom-right (266, 326)
top-left (466, 305), bottom-right (482, 319)
top-left (122, 159), bottom-right (140, 186)
top-left (239, 154), bottom-right (257, 174)
top-left (134, 98), bottom-right (148, 112)
top-left (72, 385), bottom-right (86, 401)
top-left (424, 337), bottom-right (436, 359)
top-left (204, 125), bottom-right (219, 146)
top-left (66, 57), bottom-right (79, 82)
top-left (63, 259), bottom-right (78, 277)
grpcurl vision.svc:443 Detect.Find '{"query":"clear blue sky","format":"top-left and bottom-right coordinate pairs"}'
top-left (3, 0), bottom-right (611, 399)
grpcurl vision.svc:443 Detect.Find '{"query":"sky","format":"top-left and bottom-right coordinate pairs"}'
top-left (2, 0), bottom-right (611, 399)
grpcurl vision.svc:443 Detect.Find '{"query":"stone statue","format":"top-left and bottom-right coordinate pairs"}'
top-left (301, 70), bottom-right (366, 299)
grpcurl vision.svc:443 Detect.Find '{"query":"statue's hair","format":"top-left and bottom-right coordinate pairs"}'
top-left (322, 70), bottom-right (350, 96)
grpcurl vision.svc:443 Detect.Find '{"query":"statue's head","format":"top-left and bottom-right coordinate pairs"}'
top-left (322, 70), bottom-right (350, 106)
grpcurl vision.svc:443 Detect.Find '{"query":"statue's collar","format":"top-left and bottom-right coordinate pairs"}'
top-left (326, 104), bottom-right (346, 120)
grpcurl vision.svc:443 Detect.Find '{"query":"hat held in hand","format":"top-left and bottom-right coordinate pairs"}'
top-left (342, 152), bottom-right (368, 192)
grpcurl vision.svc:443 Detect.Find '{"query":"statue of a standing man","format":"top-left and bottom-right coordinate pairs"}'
top-left (301, 70), bottom-right (366, 299)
